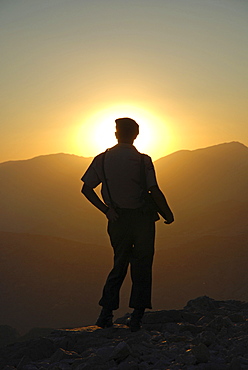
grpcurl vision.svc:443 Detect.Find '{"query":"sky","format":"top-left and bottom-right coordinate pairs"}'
top-left (0, 0), bottom-right (248, 162)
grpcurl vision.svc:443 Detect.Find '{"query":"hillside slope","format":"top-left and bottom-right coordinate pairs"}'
top-left (0, 231), bottom-right (112, 333)
top-left (0, 142), bottom-right (247, 332)
top-left (0, 142), bottom-right (247, 247)
top-left (1, 230), bottom-right (248, 334)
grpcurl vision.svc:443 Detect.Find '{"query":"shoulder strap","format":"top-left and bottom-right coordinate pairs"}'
top-left (102, 150), bottom-right (116, 209)
top-left (140, 153), bottom-right (148, 192)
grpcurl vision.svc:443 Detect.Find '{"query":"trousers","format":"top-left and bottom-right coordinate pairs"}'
top-left (99, 206), bottom-right (155, 310)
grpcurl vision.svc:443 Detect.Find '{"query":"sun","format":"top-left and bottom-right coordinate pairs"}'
top-left (75, 104), bottom-right (172, 160)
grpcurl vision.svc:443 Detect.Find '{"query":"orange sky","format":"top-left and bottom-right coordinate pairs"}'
top-left (0, 0), bottom-right (248, 162)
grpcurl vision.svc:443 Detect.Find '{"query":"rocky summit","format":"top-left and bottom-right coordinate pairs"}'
top-left (1, 296), bottom-right (248, 369)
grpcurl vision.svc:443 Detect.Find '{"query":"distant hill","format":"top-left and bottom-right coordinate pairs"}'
top-left (0, 142), bottom-right (247, 247)
top-left (0, 142), bottom-right (248, 333)
top-left (0, 153), bottom-right (108, 245)
top-left (154, 141), bottom-right (248, 247)
top-left (155, 141), bottom-right (248, 209)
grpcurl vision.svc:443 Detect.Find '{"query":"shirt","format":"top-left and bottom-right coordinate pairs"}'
top-left (81, 143), bottom-right (158, 209)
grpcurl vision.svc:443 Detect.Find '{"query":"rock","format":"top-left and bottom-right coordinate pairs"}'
top-left (185, 296), bottom-right (218, 312)
top-left (177, 350), bottom-right (196, 365)
top-left (207, 316), bottom-right (233, 332)
top-left (114, 313), bottom-right (130, 325)
top-left (49, 348), bottom-right (80, 363)
top-left (228, 313), bottom-right (245, 323)
top-left (153, 358), bottom-right (171, 368)
top-left (17, 355), bottom-right (32, 369)
top-left (229, 357), bottom-right (242, 370)
top-left (178, 323), bottom-right (202, 335)
top-left (143, 309), bottom-right (183, 324)
top-left (95, 345), bottom-right (114, 359)
top-left (3, 296), bottom-right (248, 369)
top-left (110, 341), bottom-right (131, 362)
top-left (117, 359), bottom-right (139, 370)
top-left (194, 330), bottom-right (217, 346)
top-left (27, 337), bottom-right (56, 361)
top-left (137, 362), bottom-right (150, 370)
top-left (191, 343), bottom-right (210, 363)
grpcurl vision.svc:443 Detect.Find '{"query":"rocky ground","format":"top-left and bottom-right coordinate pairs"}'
top-left (1, 296), bottom-right (248, 369)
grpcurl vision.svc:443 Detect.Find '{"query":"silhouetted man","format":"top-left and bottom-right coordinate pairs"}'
top-left (81, 117), bottom-right (174, 331)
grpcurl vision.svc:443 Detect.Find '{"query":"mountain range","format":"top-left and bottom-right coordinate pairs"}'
top-left (0, 141), bottom-right (247, 333)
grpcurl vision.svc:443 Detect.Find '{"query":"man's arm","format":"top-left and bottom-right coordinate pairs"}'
top-left (81, 184), bottom-right (119, 222)
top-left (149, 185), bottom-right (174, 224)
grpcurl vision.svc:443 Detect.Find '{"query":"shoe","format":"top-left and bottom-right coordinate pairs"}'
top-left (126, 308), bottom-right (145, 332)
top-left (95, 308), bottom-right (113, 328)
top-left (126, 317), bottom-right (141, 332)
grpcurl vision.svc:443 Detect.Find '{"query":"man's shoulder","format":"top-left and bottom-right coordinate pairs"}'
top-left (93, 150), bottom-right (108, 161)
top-left (140, 152), bottom-right (152, 159)
top-left (86, 151), bottom-right (107, 171)
top-left (140, 152), bottom-right (153, 162)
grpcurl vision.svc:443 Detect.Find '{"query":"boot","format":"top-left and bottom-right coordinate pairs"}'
top-left (95, 307), bottom-right (113, 328)
top-left (127, 308), bottom-right (145, 332)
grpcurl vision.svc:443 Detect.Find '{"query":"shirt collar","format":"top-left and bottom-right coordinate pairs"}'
top-left (117, 143), bottom-right (134, 147)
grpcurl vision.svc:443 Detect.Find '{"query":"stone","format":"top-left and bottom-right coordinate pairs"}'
top-left (153, 358), bottom-right (171, 368)
top-left (138, 362), bottom-right (150, 370)
top-left (4, 296), bottom-right (248, 370)
top-left (177, 350), bottom-right (197, 365)
top-left (110, 341), bottom-right (131, 362)
top-left (228, 313), bottom-right (245, 323)
top-left (95, 345), bottom-right (114, 359)
top-left (191, 343), bottom-right (210, 363)
top-left (185, 296), bottom-right (218, 312)
top-left (195, 330), bottom-right (217, 346)
top-left (17, 355), bottom-right (32, 369)
top-left (178, 323), bottom-right (202, 335)
top-left (27, 337), bottom-right (56, 361)
top-left (49, 348), bottom-right (80, 363)
top-left (229, 357), bottom-right (242, 370)
top-left (117, 359), bottom-right (139, 370)
top-left (207, 316), bottom-right (233, 332)
top-left (143, 309), bottom-right (183, 324)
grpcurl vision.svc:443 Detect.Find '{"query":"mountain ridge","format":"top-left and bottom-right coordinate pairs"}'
top-left (0, 140), bottom-right (247, 243)
top-left (0, 141), bottom-right (246, 166)
top-left (0, 140), bottom-right (247, 334)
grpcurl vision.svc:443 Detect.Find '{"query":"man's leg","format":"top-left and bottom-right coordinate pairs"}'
top-left (98, 211), bottom-right (133, 314)
top-left (128, 209), bottom-right (155, 330)
top-left (129, 216), bottom-right (155, 309)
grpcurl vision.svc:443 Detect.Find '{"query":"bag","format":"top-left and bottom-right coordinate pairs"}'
top-left (140, 154), bottom-right (160, 221)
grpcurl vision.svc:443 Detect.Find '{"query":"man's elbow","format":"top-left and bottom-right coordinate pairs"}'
top-left (81, 183), bottom-right (91, 196)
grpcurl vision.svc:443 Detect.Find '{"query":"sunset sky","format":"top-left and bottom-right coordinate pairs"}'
top-left (1, 0), bottom-right (247, 162)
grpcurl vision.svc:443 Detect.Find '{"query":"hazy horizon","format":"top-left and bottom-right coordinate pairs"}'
top-left (0, 139), bottom-right (246, 165)
top-left (0, 140), bottom-right (247, 333)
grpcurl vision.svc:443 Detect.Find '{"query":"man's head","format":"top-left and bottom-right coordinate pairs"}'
top-left (115, 117), bottom-right (139, 143)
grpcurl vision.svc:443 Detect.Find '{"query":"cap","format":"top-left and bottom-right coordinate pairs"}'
top-left (115, 117), bottom-right (139, 136)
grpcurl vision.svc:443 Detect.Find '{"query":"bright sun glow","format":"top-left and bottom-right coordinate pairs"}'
top-left (75, 104), bottom-right (173, 160)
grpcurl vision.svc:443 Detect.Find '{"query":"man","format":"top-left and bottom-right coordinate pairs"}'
top-left (81, 117), bottom-right (174, 331)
